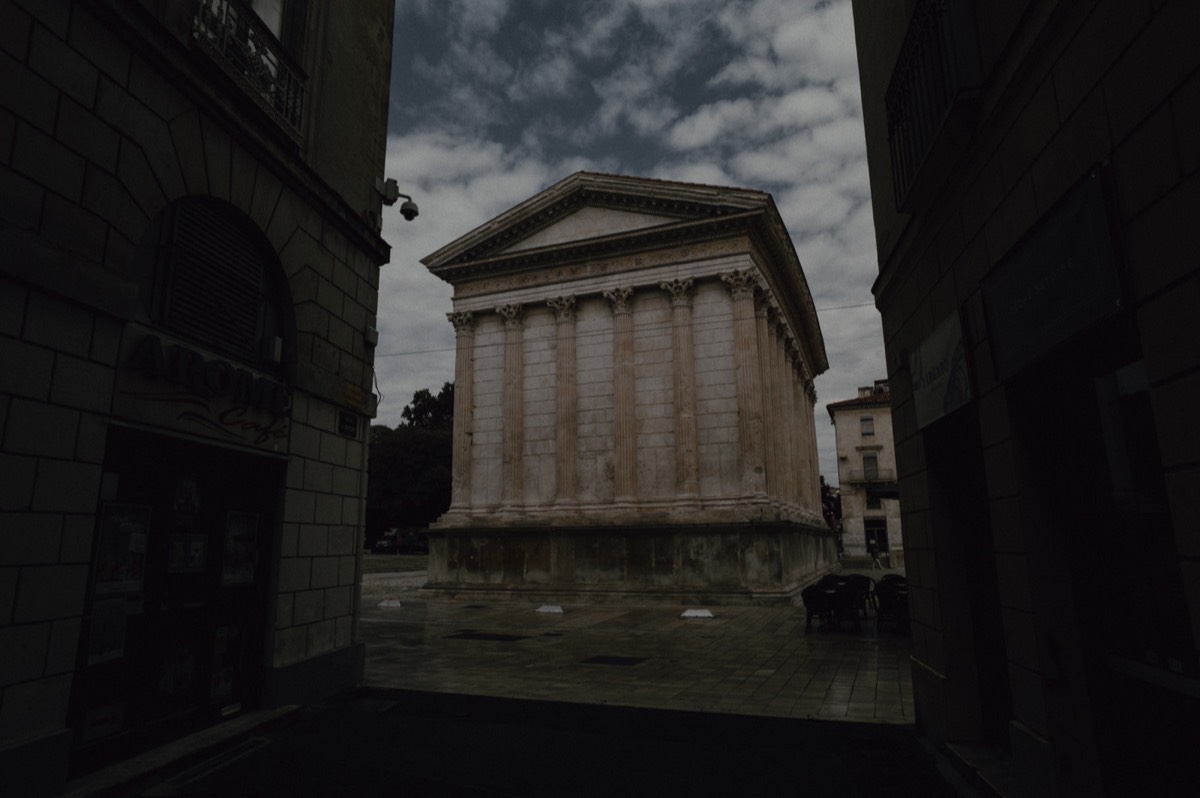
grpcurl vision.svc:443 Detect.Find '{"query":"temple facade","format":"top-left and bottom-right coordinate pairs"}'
top-left (422, 172), bottom-right (834, 603)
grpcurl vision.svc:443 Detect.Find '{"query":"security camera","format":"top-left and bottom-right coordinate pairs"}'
top-left (399, 198), bottom-right (419, 221)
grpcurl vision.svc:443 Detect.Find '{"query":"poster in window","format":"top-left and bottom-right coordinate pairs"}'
top-left (94, 504), bottom-right (151, 596)
top-left (221, 511), bottom-right (258, 585)
top-left (87, 598), bottom-right (128, 665)
top-left (168, 533), bottom-right (208, 573)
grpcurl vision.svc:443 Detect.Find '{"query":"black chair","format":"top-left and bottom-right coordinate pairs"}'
top-left (875, 579), bottom-right (910, 634)
top-left (843, 573), bottom-right (876, 616)
top-left (802, 579), bottom-right (862, 633)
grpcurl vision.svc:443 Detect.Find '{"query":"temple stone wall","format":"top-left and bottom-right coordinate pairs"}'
top-left (423, 173), bottom-right (833, 603)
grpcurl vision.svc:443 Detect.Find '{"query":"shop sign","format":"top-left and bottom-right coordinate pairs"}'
top-left (113, 329), bottom-right (290, 451)
top-left (911, 313), bottom-right (971, 429)
top-left (983, 172), bottom-right (1121, 379)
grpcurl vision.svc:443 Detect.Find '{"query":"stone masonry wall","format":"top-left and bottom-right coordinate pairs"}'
top-left (0, 0), bottom-right (385, 763)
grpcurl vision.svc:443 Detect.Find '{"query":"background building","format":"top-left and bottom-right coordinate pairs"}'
top-left (0, 0), bottom-right (394, 790)
top-left (423, 172), bottom-right (833, 603)
top-left (852, 0), bottom-right (1198, 794)
top-left (827, 379), bottom-right (902, 565)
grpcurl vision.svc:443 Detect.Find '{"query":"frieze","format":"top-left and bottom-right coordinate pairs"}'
top-left (450, 235), bottom-right (747, 300)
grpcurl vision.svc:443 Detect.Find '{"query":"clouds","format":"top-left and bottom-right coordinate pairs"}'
top-left (381, 0), bottom-right (885, 484)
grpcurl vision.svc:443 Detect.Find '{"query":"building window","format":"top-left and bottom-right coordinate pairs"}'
top-left (866, 491), bottom-right (882, 510)
top-left (861, 416), bottom-right (875, 436)
top-left (863, 454), bottom-right (879, 482)
top-left (193, 0), bottom-right (308, 137)
top-left (150, 198), bottom-right (294, 374)
top-left (884, 0), bottom-right (981, 210)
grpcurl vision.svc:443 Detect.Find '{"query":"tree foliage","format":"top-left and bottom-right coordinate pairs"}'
top-left (399, 381), bottom-right (454, 430)
top-left (366, 384), bottom-right (454, 534)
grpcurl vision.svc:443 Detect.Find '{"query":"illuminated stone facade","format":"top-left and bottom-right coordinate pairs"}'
top-left (423, 172), bottom-right (834, 602)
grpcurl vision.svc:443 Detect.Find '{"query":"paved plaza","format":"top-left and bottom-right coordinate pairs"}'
top-left (360, 561), bottom-right (914, 724)
top-left (67, 561), bottom-right (958, 797)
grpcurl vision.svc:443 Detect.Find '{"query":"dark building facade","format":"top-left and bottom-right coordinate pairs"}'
top-left (852, 0), bottom-right (1199, 794)
top-left (0, 0), bottom-right (394, 791)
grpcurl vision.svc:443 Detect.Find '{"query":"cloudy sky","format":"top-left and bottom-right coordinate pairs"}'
top-left (376, 0), bottom-right (885, 486)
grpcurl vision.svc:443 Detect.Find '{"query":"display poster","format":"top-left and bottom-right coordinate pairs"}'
top-left (87, 598), bottom-right (128, 665)
top-left (221, 511), bottom-right (258, 585)
top-left (94, 504), bottom-right (151, 595)
top-left (210, 624), bottom-right (241, 702)
top-left (910, 313), bottom-right (971, 429)
top-left (168, 533), bottom-right (208, 573)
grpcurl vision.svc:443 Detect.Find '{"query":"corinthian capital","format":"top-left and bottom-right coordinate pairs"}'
top-left (447, 311), bottom-right (475, 334)
top-left (719, 269), bottom-right (759, 299)
top-left (660, 278), bottom-right (695, 307)
top-left (546, 295), bottom-right (576, 323)
top-left (602, 287), bottom-right (634, 315)
top-left (496, 303), bottom-right (525, 328)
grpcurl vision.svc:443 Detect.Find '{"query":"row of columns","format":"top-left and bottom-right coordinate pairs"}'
top-left (446, 269), bottom-right (819, 513)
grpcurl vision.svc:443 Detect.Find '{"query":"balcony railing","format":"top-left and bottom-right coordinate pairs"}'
top-left (192, 0), bottom-right (306, 138)
top-left (884, 0), bottom-right (980, 211)
top-left (845, 468), bottom-right (896, 484)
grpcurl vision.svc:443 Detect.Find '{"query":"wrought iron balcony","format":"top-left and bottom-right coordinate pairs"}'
top-left (192, 0), bottom-right (306, 138)
top-left (884, 0), bottom-right (981, 211)
top-left (845, 468), bottom-right (896, 485)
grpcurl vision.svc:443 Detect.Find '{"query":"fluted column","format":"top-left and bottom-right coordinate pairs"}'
top-left (447, 311), bottom-right (475, 512)
top-left (755, 296), bottom-right (780, 503)
top-left (603, 287), bottom-right (637, 503)
top-left (805, 379), bottom-right (820, 513)
top-left (661, 278), bottom-right (699, 501)
top-left (720, 270), bottom-right (766, 498)
top-left (793, 350), bottom-right (814, 512)
top-left (496, 303), bottom-right (525, 510)
top-left (777, 321), bottom-right (796, 506)
top-left (547, 296), bottom-right (578, 508)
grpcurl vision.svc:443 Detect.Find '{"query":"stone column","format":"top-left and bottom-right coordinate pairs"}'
top-left (603, 287), bottom-right (637, 504)
top-left (720, 270), bottom-right (766, 498)
top-left (661, 278), bottom-right (699, 501)
top-left (755, 296), bottom-right (780, 504)
top-left (547, 296), bottom-right (578, 508)
top-left (772, 320), bottom-right (791, 509)
top-left (792, 350), bottom-right (814, 512)
top-left (496, 303), bottom-right (525, 510)
top-left (447, 311), bottom-right (475, 512)
top-left (805, 379), bottom-right (820, 513)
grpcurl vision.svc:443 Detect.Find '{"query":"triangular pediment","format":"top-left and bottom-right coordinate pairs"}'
top-left (422, 171), bottom-right (771, 270)
top-left (498, 205), bottom-right (683, 254)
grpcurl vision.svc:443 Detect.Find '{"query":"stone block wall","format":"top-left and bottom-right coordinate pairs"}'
top-left (0, 0), bottom-right (391, 783)
top-left (693, 281), bottom-right (739, 496)
top-left (275, 392), bottom-right (366, 667)
top-left (0, 278), bottom-right (110, 757)
top-left (632, 290), bottom-right (675, 498)
top-left (575, 296), bottom-right (616, 503)
top-left (854, 0), bottom-right (1200, 792)
top-left (469, 315), bottom-right (506, 508)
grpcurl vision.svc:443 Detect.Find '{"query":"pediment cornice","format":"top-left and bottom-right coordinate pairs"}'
top-left (422, 172), bottom-right (771, 271)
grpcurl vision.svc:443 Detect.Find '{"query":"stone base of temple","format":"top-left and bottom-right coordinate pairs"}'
top-left (421, 522), bottom-right (837, 605)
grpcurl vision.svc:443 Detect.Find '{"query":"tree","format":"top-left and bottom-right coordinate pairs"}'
top-left (400, 381), bottom-right (454, 430)
top-left (365, 384), bottom-right (455, 536)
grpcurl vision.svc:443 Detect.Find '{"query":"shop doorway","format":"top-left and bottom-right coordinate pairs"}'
top-left (69, 427), bottom-right (283, 773)
top-left (864, 519), bottom-right (889, 553)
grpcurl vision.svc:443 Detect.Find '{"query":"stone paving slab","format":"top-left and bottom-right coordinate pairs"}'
top-left (359, 568), bottom-right (914, 724)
